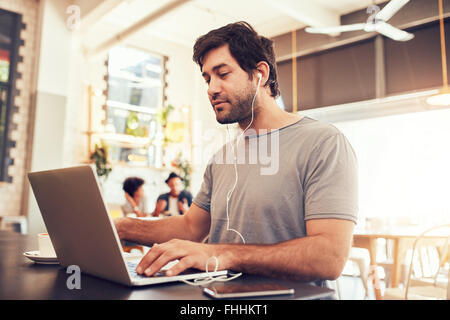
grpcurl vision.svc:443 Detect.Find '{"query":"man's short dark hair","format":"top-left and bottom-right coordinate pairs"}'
top-left (123, 177), bottom-right (145, 197)
top-left (193, 21), bottom-right (280, 98)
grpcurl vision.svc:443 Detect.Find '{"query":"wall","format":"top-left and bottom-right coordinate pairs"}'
top-left (0, 0), bottom-right (39, 221)
top-left (0, 0), bottom-right (79, 234)
top-left (302, 96), bottom-right (450, 227)
top-left (27, 0), bottom-right (75, 234)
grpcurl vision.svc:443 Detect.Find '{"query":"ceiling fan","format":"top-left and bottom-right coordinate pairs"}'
top-left (305, 0), bottom-right (414, 41)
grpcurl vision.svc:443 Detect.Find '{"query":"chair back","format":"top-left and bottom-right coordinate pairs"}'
top-left (447, 267), bottom-right (450, 300)
top-left (404, 224), bottom-right (450, 300)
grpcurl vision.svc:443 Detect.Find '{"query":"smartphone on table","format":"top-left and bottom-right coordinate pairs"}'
top-left (203, 282), bottom-right (295, 299)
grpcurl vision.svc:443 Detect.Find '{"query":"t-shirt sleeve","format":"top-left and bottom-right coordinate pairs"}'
top-left (304, 133), bottom-right (358, 224)
top-left (192, 163), bottom-right (213, 213)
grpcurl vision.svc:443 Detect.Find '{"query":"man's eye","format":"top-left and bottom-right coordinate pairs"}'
top-left (219, 73), bottom-right (228, 78)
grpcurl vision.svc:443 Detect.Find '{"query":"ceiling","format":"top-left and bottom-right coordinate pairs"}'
top-left (79, 0), bottom-right (389, 54)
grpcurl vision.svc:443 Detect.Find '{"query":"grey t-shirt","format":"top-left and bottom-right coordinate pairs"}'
top-left (193, 116), bottom-right (358, 245)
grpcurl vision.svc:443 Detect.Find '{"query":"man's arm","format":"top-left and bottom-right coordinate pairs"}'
top-left (135, 218), bottom-right (354, 281)
top-left (114, 203), bottom-right (211, 246)
top-left (220, 219), bottom-right (354, 281)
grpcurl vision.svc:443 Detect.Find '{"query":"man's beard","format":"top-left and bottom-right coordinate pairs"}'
top-left (214, 87), bottom-right (256, 125)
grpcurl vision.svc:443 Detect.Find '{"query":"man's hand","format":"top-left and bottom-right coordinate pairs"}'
top-left (135, 239), bottom-right (230, 277)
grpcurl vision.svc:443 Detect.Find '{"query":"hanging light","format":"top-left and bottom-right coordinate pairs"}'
top-left (426, 88), bottom-right (450, 105)
top-left (427, 0), bottom-right (450, 106)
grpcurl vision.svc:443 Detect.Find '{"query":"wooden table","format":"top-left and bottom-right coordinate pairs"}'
top-left (352, 226), bottom-right (448, 288)
top-left (0, 230), bottom-right (335, 300)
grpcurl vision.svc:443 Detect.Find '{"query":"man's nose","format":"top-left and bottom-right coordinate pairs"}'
top-left (207, 78), bottom-right (221, 98)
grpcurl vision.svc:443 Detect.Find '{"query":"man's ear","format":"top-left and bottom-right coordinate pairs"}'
top-left (255, 61), bottom-right (270, 84)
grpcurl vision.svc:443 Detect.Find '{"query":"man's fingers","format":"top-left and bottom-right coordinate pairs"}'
top-left (166, 256), bottom-right (195, 276)
top-left (136, 241), bottom-right (186, 277)
top-left (143, 250), bottom-right (179, 277)
top-left (136, 240), bottom-right (203, 277)
top-left (136, 244), bottom-right (162, 274)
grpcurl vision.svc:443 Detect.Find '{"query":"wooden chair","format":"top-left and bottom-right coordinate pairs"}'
top-left (0, 215), bottom-right (28, 234)
top-left (383, 224), bottom-right (449, 300)
top-left (335, 247), bottom-right (373, 299)
top-left (121, 239), bottom-right (145, 255)
top-left (347, 247), bottom-right (371, 298)
top-left (122, 244), bottom-right (145, 254)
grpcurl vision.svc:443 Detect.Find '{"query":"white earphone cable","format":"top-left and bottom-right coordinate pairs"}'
top-left (180, 256), bottom-right (242, 286)
top-left (225, 73), bottom-right (261, 244)
top-left (182, 73), bottom-right (262, 287)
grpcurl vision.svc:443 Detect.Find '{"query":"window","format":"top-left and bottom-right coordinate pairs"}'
top-left (105, 46), bottom-right (166, 166)
top-left (0, 8), bottom-right (22, 182)
top-left (276, 18), bottom-right (450, 112)
top-left (384, 18), bottom-right (450, 95)
top-left (277, 38), bottom-right (376, 112)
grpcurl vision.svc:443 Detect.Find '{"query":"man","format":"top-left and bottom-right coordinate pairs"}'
top-left (152, 172), bottom-right (193, 217)
top-left (115, 21), bottom-right (358, 285)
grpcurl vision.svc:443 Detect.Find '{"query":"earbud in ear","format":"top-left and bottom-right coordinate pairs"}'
top-left (257, 73), bottom-right (262, 79)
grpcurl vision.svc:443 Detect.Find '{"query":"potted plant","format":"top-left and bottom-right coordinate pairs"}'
top-left (156, 104), bottom-right (175, 146)
top-left (90, 141), bottom-right (112, 186)
top-left (156, 104), bottom-right (174, 129)
top-left (171, 152), bottom-right (192, 190)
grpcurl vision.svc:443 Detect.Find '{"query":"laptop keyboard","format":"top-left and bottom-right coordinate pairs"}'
top-left (126, 261), bottom-right (166, 278)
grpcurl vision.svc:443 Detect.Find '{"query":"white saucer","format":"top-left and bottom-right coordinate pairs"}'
top-left (23, 250), bottom-right (59, 264)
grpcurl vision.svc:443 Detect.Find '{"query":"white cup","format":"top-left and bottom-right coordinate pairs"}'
top-left (38, 233), bottom-right (56, 257)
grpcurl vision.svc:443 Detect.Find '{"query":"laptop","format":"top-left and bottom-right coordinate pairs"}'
top-left (28, 165), bottom-right (227, 286)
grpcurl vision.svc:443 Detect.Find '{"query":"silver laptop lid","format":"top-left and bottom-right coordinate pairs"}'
top-left (28, 165), bottom-right (130, 285)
